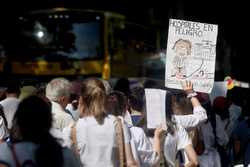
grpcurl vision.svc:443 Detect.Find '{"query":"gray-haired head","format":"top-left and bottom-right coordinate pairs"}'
top-left (45, 77), bottom-right (71, 102)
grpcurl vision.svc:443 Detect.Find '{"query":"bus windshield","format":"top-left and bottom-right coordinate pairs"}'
top-left (6, 12), bottom-right (103, 61)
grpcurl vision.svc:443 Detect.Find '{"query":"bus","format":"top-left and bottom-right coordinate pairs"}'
top-left (0, 8), bottom-right (125, 81)
top-left (0, 7), bottom-right (163, 85)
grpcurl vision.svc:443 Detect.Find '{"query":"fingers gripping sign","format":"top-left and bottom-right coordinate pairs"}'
top-left (181, 80), bottom-right (197, 98)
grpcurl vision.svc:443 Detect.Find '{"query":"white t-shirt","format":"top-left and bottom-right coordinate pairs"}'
top-left (173, 106), bottom-right (207, 130)
top-left (163, 125), bottom-right (192, 167)
top-left (76, 115), bottom-right (130, 167)
top-left (51, 101), bottom-right (74, 131)
top-left (0, 142), bottom-right (81, 167)
top-left (129, 126), bottom-right (159, 167)
top-left (172, 106), bottom-right (207, 166)
top-left (0, 97), bottom-right (20, 129)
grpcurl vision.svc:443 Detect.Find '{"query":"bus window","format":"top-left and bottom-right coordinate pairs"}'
top-left (7, 12), bottom-right (103, 61)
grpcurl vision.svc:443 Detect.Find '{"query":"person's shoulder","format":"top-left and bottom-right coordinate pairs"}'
top-left (106, 114), bottom-right (119, 123)
top-left (76, 116), bottom-right (98, 129)
top-left (76, 117), bottom-right (88, 127)
top-left (130, 126), bottom-right (146, 139)
top-left (54, 108), bottom-right (73, 120)
top-left (130, 126), bottom-right (144, 134)
top-left (106, 114), bottom-right (116, 120)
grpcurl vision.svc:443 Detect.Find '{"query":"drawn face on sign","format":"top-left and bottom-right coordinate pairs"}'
top-left (173, 39), bottom-right (191, 57)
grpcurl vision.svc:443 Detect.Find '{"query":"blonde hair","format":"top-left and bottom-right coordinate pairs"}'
top-left (80, 78), bottom-right (106, 124)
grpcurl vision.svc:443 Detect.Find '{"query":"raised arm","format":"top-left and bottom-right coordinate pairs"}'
top-left (174, 81), bottom-right (207, 129)
top-left (181, 80), bottom-right (202, 108)
top-left (184, 144), bottom-right (199, 167)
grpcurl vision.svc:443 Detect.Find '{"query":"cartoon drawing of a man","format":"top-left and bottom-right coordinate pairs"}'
top-left (171, 39), bottom-right (192, 79)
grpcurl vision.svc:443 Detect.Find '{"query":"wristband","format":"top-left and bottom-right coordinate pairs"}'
top-left (187, 92), bottom-right (197, 98)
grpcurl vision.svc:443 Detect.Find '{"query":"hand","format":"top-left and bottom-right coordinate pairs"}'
top-left (181, 80), bottom-right (194, 95)
top-left (154, 126), bottom-right (165, 138)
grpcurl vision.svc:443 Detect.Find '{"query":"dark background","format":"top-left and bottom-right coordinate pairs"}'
top-left (0, 0), bottom-right (249, 82)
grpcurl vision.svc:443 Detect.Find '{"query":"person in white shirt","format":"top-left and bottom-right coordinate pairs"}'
top-left (165, 81), bottom-right (207, 166)
top-left (106, 91), bottom-right (164, 167)
top-left (128, 81), bottom-right (199, 167)
top-left (162, 83), bottom-right (199, 167)
top-left (163, 124), bottom-right (196, 167)
top-left (0, 81), bottom-right (20, 129)
top-left (75, 78), bottom-right (137, 167)
top-left (46, 77), bottom-right (74, 131)
top-left (0, 95), bottom-right (80, 167)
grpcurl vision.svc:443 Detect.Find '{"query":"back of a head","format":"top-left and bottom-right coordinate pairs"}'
top-left (107, 91), bottom-right (127, 116)
top-left (14, 95), bottom-right (63, 167)
top-left (213, 96), bottom-right (231, 111)
top-left (19, 85), bottom-right (38, 101)
top-left (81, 78), bottom-right (106, 124)
top-left (5, 79), bottom-right (20, 96)
top-left (171, 90), bottom-right (193, 115)
top-left (212, 96), bottom-right (231, 119)
top-left (196, 92), bottom-right (211, 113)
top-left (45, 77), bottom-right (71, 102)
top-left (114, 78), bottom-right (130, 96)
top-left (129, 87), bottom-right (145, 112)
top-left (14, 95), bottom-right (52, 141)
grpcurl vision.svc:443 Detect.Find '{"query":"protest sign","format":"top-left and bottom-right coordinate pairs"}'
top-left (165, 19), bottom-right (218, 93)
top-left (145, 88), bottom-right (167, 129)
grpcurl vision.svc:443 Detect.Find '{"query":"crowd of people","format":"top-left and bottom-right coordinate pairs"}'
top-left (0, 77), bottom-right (249, 167)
